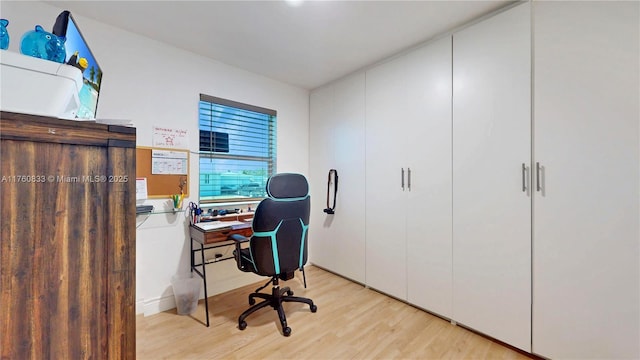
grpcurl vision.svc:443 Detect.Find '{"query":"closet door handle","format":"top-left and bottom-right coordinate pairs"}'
top-left (401, 168), bottom-right (405, 191)
top-left (522, 163), bottom-right (527, 192)
top-left (536, 162), bottom-right (542, 192)
top-left (407, 168), bottom-right (412, 191)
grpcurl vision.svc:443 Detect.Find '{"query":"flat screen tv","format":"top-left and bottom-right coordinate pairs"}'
top-left (53, 11), bottom-right (102, 120)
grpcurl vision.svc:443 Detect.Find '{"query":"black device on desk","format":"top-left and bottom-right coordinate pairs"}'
top-left (198, 208), bottom-right (241, 222)
top-left (208, 208), bottom-right (239, 216)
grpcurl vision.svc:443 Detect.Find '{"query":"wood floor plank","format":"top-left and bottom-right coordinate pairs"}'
top-left (137, 266), bottom-right (532, 359)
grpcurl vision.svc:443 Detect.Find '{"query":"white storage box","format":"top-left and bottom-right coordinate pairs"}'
top-left (0, 50), bottom-right (82, 119)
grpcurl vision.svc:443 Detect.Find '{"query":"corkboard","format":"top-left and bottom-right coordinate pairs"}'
top-left (136, 147), bottom-right (189, 198)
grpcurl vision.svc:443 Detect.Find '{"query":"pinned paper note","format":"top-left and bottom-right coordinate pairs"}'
top-left (136, 178), bottom-right (148, 200)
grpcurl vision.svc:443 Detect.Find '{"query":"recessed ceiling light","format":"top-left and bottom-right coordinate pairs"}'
top-left (285, 0), bottom-right (304, 7)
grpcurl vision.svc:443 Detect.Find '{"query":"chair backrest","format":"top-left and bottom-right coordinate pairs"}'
top-left (248, 173), bottom-right (310, 277)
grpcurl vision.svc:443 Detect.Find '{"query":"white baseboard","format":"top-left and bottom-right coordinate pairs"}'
top-left (140, 294), bottom-right (177, 317)
top-left (136, 300), bottom-right (143, 315)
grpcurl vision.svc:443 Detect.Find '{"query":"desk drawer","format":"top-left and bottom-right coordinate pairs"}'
top-left (204, 227), bottom-right (252, 244)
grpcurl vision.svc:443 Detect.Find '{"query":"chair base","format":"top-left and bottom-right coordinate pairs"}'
top-left (238, 277), bottom-right (317, 337)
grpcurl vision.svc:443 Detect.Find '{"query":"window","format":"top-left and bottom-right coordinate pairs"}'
top-left (199, 94), bottom-right (277, 202)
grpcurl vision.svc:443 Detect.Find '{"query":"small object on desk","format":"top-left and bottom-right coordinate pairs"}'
top-left (189, 201), bottom-right (201, 224)
top-left (217, 209), bottom-right (239, 216)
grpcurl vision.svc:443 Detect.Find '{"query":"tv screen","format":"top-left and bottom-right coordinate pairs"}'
top-left (53, 11), bottom-right (102, 120)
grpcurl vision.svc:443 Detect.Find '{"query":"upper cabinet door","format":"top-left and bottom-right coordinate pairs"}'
top-left (452, 3), bottom-right (531, 352)
top-left (532, 2), bottom-right (640, 359)
top-left (405, 36), bottom-right (453, 318)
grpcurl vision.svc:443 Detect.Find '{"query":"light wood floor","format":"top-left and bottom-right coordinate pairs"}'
top-left (137, 266), bottom-right (532, 359)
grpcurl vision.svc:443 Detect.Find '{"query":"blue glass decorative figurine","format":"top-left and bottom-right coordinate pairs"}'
top-left (20, 25), bottom-right (66, 63)
top-left (0, 19), bottom-right (9, 50)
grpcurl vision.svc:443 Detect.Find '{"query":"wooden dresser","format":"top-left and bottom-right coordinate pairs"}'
top-left (0, 111), bottom-right (136, 359)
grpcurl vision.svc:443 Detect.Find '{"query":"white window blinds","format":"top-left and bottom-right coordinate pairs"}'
top-left (198, 94), bottom-right (277, 202)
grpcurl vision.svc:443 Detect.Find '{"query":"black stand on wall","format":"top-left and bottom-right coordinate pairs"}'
top-left (323, 169), bottom-right (338, 215)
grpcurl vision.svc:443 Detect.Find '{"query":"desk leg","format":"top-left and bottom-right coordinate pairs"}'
top-left (200, 242), bottom-right (210, 327)
top-left (190, 238), bottom-right (194, 275)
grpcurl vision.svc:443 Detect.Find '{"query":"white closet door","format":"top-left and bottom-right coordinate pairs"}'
top-left (365, 55), bottom-right (409, 300)
top-left (309, 74), bottom-right (367, 283)
top-left (452, 3), bottom-right (531, 352)
top-left (309, 85), bottom-right (336, 269)
top-left (329, 74), bottom-right (366, 283)
top-left (405, 36), bottom-right (453, 318)
top-left (532, 2), bottom-right (640, 358)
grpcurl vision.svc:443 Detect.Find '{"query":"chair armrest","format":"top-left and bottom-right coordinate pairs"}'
top-left (230, 234), bottom-right (249, 243)
top-left (231, 234), bottom-right (250, 272)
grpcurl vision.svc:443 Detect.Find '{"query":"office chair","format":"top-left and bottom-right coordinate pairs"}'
top-left (232, 173), bottom-right (317, 336)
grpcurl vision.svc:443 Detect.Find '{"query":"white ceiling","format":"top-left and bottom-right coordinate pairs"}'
top-left (45, 0), bottom-right (514, 90)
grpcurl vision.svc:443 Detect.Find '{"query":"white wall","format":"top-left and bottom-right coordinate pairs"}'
top-left (0, 1), bottom-right (310, 315)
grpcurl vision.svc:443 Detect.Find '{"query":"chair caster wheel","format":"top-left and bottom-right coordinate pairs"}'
top-left (283, 327), bottom-right (292, 336)
top-left (239, 321), bottom-right (247, 330)
top-left (287, 290), bottom-right (294, 296)
top-left (249, 298), bottom-right (255, 305)
top-left (310, 304), bottom-right (317, 313)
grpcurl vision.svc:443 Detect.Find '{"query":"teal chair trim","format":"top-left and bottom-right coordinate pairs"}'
top-left (252, 220), bottom-right (283, 274)
top-left (299, 218), bottom-right (308, 268)
top-left (270, 195), bottom-right (310, 203)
